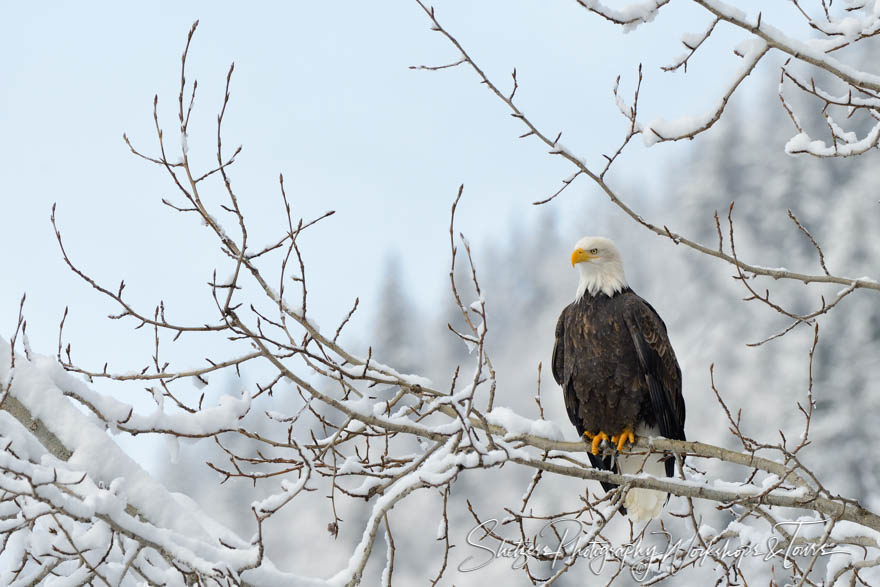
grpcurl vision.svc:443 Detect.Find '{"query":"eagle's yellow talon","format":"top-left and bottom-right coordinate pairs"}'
top-left (611, 427), bottom-right (635, 452)
top-left (589, 431), bottom-right (609, 455)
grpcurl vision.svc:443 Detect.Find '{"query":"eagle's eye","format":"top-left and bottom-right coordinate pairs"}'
top-left (589, 248), bottom-right (599, 255)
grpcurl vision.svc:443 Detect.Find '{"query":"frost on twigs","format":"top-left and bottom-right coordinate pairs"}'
top-left (3, 15), bottom-right (880, 587)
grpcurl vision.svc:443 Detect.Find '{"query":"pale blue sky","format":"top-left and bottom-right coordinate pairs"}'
top-left (1, 1), bottom-right (800, 401)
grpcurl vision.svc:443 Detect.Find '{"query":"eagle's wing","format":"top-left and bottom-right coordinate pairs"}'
top-left (552, 307), bottom-right (581, 432)
top-left (622, 298), bottom-right (686, 444)
top-left (551, 309), bottom-right (566, 387)
top-left (553, 306), bottom-right (619, 493)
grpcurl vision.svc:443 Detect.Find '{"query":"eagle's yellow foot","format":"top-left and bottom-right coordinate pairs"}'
top-left (583, 431), bottom-right (610, 455)
top-left (611, 427), bottom-right (635, 452)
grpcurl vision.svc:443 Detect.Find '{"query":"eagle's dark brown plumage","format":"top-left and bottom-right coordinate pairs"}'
top-left (552, 236), bottom-right (685, 520)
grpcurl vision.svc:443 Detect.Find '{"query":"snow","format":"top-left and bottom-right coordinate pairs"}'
top-left (380, 525), bottom-right (393, 587)
top-left (745, 264), bottom-right (790, 274)
top-left (486, 406), bottom-right (564, 441)
top-left (165, 435), bottom-right (180, 465)
top-left (580, 0), bottom-right (667, 32)
top-left (681, 30), bottom-right (706, 49)
top-left (351, 476), bottom-right (384, 497)
top-left (459, 333), bottom-right (478, 354)
top-left (253, 475), bottom-right (312, 517)
top-left (702, 0), bottom-right (880, 88)
top-left (829, 16), bottom-right (864, 40)
top-left (0, 338), bottom-right (314, 582)
top-left (760, 474), bottom-right (780, 489)
top-left (21, 329), bottom-right (32, 361)
top-left (642, 39), bottom-right (766, 147)
top-left (5, 367), bottom-right (208, 537)
top-left (337, 456), bottom-right (364, 475)
top-left (827, 115), bottom-right (858, 144)
top-left (825, 547), bottom-right (853, 585)
top-left (150, 385), bottom-right (164, 409)
top-left (830, 520), bottom-right (880, 544)
top-left (56, 368), bottom-right (252, 437)
top-left (339, 359), bottom-right (432, 389)
top-left (266, 409), bottom-right (291, 422)
top-left (785, 121), bottom-right (880, 157)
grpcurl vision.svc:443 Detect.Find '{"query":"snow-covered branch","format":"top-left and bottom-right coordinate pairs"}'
top-left (572, 0), bottom-right (880, 157)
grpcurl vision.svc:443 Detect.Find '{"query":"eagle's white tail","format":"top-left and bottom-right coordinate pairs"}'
top-left (617, 428), bottom-right (670, 522)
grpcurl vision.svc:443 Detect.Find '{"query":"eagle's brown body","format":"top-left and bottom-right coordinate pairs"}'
top-left (552, 287), bottom-right (686, 486)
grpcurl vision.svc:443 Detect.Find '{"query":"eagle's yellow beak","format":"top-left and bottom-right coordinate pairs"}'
top-left (571, 248), bottom-right (596, 267)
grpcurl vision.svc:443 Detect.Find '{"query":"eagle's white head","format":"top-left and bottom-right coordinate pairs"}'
top-left (570, 236), bottom-right (628, 300)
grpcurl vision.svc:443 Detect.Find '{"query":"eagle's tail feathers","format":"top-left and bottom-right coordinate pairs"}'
top-left (618, 450), bottom-right (668, 522)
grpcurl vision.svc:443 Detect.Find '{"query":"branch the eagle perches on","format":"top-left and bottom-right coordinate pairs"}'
top-left (4, 3), bottom-right (880, 584)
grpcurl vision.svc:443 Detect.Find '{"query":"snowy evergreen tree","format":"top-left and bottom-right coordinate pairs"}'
top-left (372, 254), bottom-right (425, 375)
top-left (670, 99), bottom-right (880, 504)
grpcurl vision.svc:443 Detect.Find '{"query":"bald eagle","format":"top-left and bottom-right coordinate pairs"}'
top-left (551, 236), bottom-right (686, 521)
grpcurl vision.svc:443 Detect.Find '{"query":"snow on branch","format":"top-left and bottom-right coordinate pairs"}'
top-left (577, 0), bottom-right (880, 155)
top-left (573, 0), bottom-right (669, 31)
top-left (642, 40), bottom-right (769, 146)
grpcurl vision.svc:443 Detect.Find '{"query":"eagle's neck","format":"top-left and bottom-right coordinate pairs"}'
top-left (575, 261), bottom-right (628, 300)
